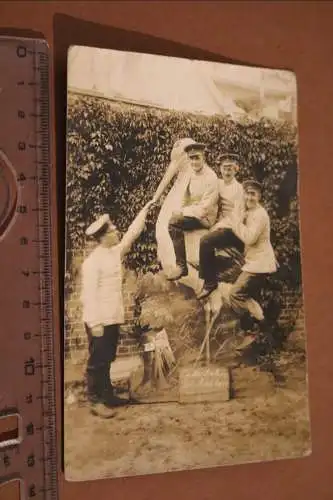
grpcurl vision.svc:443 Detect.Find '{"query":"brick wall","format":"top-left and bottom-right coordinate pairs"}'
top-left (64, 248), bottom-right (306, 362)
top-left (278, 288), bottom-right (302, 327)
top-left (285, 294), bottom-right (306, 349)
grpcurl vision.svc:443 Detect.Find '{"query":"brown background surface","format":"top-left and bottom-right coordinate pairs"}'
top-left (1, 1), bottom-right (333, 499)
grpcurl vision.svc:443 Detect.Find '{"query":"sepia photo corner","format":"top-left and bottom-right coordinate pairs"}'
top-left (63, 45), bottom-right (311, 481)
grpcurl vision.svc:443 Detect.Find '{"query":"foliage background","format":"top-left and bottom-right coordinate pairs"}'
top-left (66, 94), bottom-right (300, 273)
top-left (65, 92), bottom-right (303, 347)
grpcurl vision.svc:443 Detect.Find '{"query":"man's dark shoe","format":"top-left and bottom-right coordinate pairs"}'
top-left (90, 402), bottom-right (116, 419)
top-left (235, 334), bottom-right (257, 351)
top-left (103, 394), bottom-right (128, 408)
top-left (87, 392), bottom-right (102, 405)
top-left (197, 284), bottom-right (218, 300)
top-left (166, 266), bottom-right (188, 281)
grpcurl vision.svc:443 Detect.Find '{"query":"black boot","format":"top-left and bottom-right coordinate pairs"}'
top-left (166, 265), bottom-right (188, 281)
top-left (100, 365), bottom-right (127, 408)
top-left (240, 312), bottom-right (255, 332)
top-left (86, 368), bottom-right (102, 404)
top-left (89, 368), bottom-right (125, 418)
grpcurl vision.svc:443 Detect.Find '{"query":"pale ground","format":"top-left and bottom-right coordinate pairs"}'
top-left (63, 346), bottom-right (311, 482)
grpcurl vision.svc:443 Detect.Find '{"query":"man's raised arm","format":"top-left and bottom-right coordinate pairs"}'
top-left (119, 200), bottom-right (154, 257)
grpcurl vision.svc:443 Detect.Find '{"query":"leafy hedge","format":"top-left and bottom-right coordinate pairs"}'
top-left (66, 93), bottom-right (301, 290)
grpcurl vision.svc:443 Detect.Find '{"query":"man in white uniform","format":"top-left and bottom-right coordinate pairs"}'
top-left (197, 153), bottom-right (245, 299)
top-left (167, 141), bottom-right (219, 281)
top-left (228, 179), bottom-right (278, 349)
top-left (80, 201), bottom-right (153, 411)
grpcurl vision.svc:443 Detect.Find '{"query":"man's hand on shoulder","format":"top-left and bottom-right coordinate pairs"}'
top-left (169, 210), bottom-right (184, 224)
top-left (229, 210), bottom-right (243, 228)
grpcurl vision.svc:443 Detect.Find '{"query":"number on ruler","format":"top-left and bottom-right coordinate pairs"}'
top-left (24, 331), bottom-right (32, 340)
top-left (17, 205), bottom-right (28, 214)
top-left (17, 45), bottom-right (27, 58)
top-left (22, 269), bottom-right (30, 277)
top-left (3, 453), bottom-right (11, 467)
top-left (27, 453), bottom-right (35, 467)
top-left (18, 110), bottom-right (26, 119)
top-left (24, 357), bottom-right (35, 376)
top-left (18, 141), bottom-right (26, 151)
top-left (23, 300), bottom-right (30, 308)
top-left (28, 484), bottom-right (36, 498)
top-left (17, 172), bottom-right (26, 182)
top-left (20, 236), bottom-right (29, 245)
top-left (25, 394), bottom-right (33, 404)
top-left (26, 422), bottom-right (34, 435)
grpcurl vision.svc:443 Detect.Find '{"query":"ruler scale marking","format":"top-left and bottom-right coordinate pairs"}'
top-left (0, 37), bottom-right (58, 500)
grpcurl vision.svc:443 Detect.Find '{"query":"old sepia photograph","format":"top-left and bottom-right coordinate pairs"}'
top-left (64, 45), bottom-right (311, 481)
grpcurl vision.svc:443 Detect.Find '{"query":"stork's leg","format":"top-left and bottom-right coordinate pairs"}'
top-left (195, 303), bottom-right (212, 364)
top-left (196, 303), bottom-right (222, 366)
top-left (205, 303), bottom-right (213, 365)
top-left (205, 308), bottom-right (211, 365)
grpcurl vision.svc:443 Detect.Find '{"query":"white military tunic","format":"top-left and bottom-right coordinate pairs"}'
top-left (80, 244), bottom-right (125, 328)
top-left (216, 178), bottom-right (245, 229)
top-left (232, 204), bottom-right (278, 274)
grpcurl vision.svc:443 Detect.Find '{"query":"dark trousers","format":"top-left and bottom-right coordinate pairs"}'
top-left (230, 272), bottom-right (279, 348)
top-left (168, 215), bottom-right (206, 270)
top-left (84, 323), bottom-right (120, 403)
top-left (229, 271), bottom-right (266, 317)
top-left (199, 228), bottom-right (244, 287)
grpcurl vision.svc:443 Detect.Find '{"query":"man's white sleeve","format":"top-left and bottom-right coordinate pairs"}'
top-left (80, 258), bottom-right (100, 328)
top-left (182, 177), bottom-right (219, 219)
top-left (232, 210), bottom-right (267, 246)
top-left (234, 185), bottom-right (246, 221)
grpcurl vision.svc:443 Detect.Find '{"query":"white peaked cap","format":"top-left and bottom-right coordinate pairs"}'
top-left (85, 213), bottom-right (115, 237)
top-left (172, 137), bottom-right (197, 152)
top-left (170, 137), bottom-right (197, 162)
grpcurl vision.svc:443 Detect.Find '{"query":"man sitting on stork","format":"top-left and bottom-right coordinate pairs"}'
top-left (153, 138), bottom-right (278, 350)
